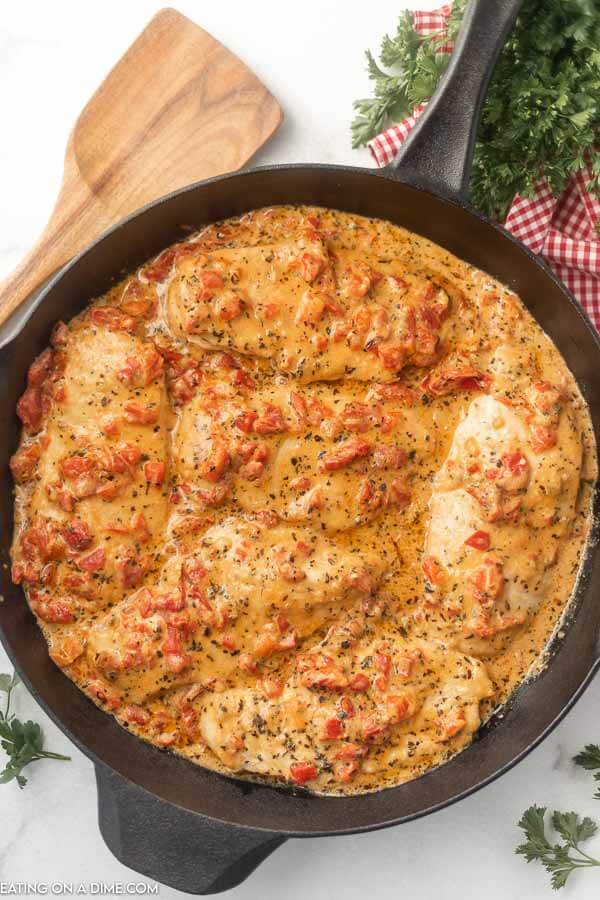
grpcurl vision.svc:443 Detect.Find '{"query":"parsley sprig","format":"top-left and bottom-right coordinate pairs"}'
top-left (574, 744), bottom-right (600, 797)
top-left (0, 671), bottom-right (70, 788)
top-left (352, 0), bottom-right (600, 221)
top-left (516, 744), bottom-right (600, 889)
top-left (516, 806), bottom-right (599, 889)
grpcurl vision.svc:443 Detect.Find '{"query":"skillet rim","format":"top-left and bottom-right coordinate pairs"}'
top-left (7, 160), bottom-right (600, 350)
top-left (2, 161), bottom-right (600, 837)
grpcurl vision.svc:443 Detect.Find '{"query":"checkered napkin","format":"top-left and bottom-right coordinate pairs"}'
top-left (367, 4), bottom-right (600, 329)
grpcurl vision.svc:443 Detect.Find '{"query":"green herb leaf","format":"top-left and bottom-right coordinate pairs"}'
top-left (351, 0), bottom-right (600, 221)
top-left (574, 743), bottom-right (600, 798)
top-left (0, 671), bottom-right (70, 789)
top-left (516, 805), bottom-right (600, 890)
top-left (552, 810), bottom-right (598, 846)
top-left (574, 744), bottom-right (600, 771)
top-left (517, 805), bottom-right (549, 858)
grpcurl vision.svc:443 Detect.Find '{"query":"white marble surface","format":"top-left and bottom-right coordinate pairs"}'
top-left (1, 1), bottom-right (600, 897)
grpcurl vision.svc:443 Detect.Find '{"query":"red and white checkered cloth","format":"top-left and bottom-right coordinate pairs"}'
top-left (368, 4), bottom-right (600, 329)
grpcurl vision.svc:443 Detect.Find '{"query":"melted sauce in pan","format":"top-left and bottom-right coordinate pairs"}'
top-left (10, 206), bottom-right (596, 794)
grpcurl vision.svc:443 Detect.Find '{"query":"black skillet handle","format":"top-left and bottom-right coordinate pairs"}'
top-left (387, 0), bottom-right (524, 201)
top-left (95, 765), bottom-right (286, 895)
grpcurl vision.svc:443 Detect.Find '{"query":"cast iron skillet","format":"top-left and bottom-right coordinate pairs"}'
top-left (2, 0), bottom-right (600, 893)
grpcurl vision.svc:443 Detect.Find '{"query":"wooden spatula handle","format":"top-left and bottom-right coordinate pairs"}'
top-left (0, 8), bottom-right (282, 332)
top-left (0, 152), bottom-right (112, 328)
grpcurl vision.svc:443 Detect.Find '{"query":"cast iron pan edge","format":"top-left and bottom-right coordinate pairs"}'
top-left (2, 0), bottom-right (600, 893)
top-left (2, 171), bottom-right (600, 883)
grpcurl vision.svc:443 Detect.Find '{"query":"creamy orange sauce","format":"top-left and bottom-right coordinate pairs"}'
top-left (10, 206), bottom-right (596, 795)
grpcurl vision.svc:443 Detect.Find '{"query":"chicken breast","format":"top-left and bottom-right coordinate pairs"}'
top-left (82, 516), bottom-right (387, 705)
top-left (171, 371), bottom-right (431, 533)
top-left (196, 616), bottom-right (493, 791)
top-left (10, 205), bottom-right (594, 795)
top-left (422, 392), bottom-right (582, 653)
top-left (166, 221), bottom-right (453, 383)
top-left (10, 315), bottom-right (170, 667)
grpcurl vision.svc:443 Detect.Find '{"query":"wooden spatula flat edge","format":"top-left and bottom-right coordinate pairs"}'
top-left (0, 8), bottom-right (282, 329)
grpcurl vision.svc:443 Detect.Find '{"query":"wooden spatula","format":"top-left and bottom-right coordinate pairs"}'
top-left (0, 8), bottom-right (282, 327)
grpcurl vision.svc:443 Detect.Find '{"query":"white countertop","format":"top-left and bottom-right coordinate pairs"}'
top-left (1, 1), bottom-right (599, 897)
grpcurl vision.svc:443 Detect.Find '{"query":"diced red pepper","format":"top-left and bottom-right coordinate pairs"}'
top-left (199, 270), bottom-right (224, 292)
top-left (32, 597), bottom-right (74, 625)
top-left (78, 547), bottom-right (106, 572)
top-left (362, 717), bottom-right (386, 742)
top-left (27, 349), bottom-right (54, 387)
top-left (319, 438), bottom-right (371, 472)
top-left (464, 530), bottom-right (491, 551)
top-left (348, 673), bottom-right (370, 693)
top-left (10, 443), bottom-right (41, 483)
top-left (503, 451), bottom-right (529, 477)
top-left (144, 461), bottom-right (166, 485)
top-left (261, 677), bottom-right (283, 699)
top-left (530, 424), bottom-right (557, 452)
top-left (422, 555), bottom-right (445, 586)
top-left (234, 411), bottom-right (257, 434)
top-left (253, 404), bottom-right (286, 435)
top-left (323, 717), bottom-right (344, 740)
top-left (16, 386), bottom-right (44, 431)
top-left (290, 762), bottom-right (318, 784)
top-left (124, 705), bottom-right (151, 726)
top-left (63, 518), bottom-right (93, 552)
top-left (340, 696), bottom-right (356, 718)
top-left (124, 403), bottom-right (159, 425)
top-left (89, 307), bottom-right (136, 332)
